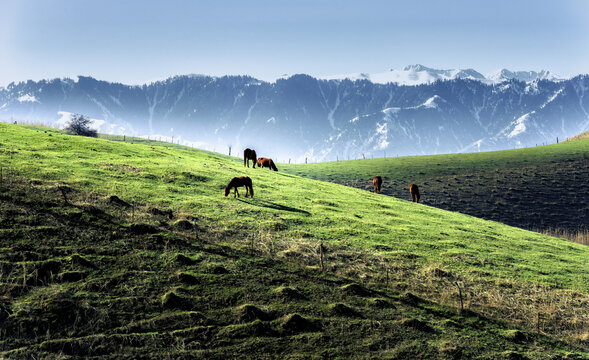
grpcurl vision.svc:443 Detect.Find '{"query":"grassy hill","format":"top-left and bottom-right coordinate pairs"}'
top-left (567, 131), bottom-right (589, 142)
top-left (1, 123), bottom-right (588, 358)
top-left (281, 139), bottom-right (589, 242)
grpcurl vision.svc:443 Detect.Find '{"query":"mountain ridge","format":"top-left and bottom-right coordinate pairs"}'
top-left (1, 69), bottom-right (588, 162)
top-left (319, 64), bottom-right (564, 85)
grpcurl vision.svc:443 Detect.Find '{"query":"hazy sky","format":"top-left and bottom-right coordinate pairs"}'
top-left (1, 0), bottom-right (588, 86)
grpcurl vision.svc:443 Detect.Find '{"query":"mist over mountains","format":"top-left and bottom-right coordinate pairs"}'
top-left (1, 65), bottom-right (588, 162)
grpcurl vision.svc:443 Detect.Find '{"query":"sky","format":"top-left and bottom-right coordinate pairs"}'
top-left (1, 0), bottom-right (589, 86)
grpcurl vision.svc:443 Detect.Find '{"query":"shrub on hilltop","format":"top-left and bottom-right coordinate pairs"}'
top-left (64, 114), bottom-right (97, 137)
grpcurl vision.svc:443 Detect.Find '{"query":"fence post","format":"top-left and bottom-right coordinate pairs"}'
top-left (455, 282), bottom-right (464, 313)
top-left (193, 217), bottom-right (198, 240)
top-left (319, 243), bottom-right (325, 272)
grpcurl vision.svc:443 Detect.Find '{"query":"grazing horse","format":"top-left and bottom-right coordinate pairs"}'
top-left (409, 184), bottom-right (420, 203)
top-left (224, 176), bottom-right (254, 198)
top-left (243, 148), bottom-right (257, 168)
top-left (256, 157), bottom-right (278, 171)
top-left (373, 176), bottom-right (382, 193)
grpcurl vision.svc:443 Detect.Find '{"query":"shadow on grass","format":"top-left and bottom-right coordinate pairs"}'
top-left (238, 198), bottom-right (311, 215)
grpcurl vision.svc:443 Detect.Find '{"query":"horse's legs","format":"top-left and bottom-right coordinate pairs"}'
top-left (244, 185), bottom-right (249, 197)
top-left (234, 187), bottom-right (239, 198)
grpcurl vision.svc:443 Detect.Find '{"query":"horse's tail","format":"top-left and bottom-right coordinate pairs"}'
top-left (252, 150), bottom-right (257, 168)
top-left (249, 184), bottom-right (254, 198)
top-left (270, 160), bottom-right (278, 171)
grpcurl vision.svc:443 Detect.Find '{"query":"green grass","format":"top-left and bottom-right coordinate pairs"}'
top-left (1, 123), bottom-right (588, 358)
top-left (280, 139), bottom-right (589, 238)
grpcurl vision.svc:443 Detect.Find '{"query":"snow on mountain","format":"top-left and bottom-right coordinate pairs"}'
top-left (17, 94), bottom-right (39, 103)
top-left (321, 64), bottom-right (486, 85)
top-left (322, 65), bottom-right (566, 85)
top-left (487, 69), bottom-right (563, 83)
top-left (1, 72), bottom-right (588, 162)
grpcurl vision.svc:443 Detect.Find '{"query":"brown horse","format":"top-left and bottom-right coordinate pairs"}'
top-left (243, 148), bottom-right (257, 168)
top-left (224, 176), bottom-right (254, 198)
top-left (409, 184), bottom-right (420, 203)
top-left (256, 157), bottom-right (278, 171)
top-left (373, 176), bottom-right (382, 193)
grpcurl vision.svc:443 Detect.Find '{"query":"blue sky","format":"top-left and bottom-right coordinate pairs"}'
top-left (1, 0), bottom-right (588, 86)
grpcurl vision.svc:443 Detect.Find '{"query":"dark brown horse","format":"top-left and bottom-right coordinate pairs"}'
top-left (224, 176), bottom-right (254, 198)
top-left (243, 148), bottom-right (257, 168)
top-left (409, 184), bottom-right (420, 203)
top-left (373, 176), bottom-right (382, 193)
top-left (256, 157), bottom-right (278, 171)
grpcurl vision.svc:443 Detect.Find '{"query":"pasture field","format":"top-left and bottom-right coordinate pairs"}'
top-left (0, 123), bottom-right (588, 358)
top-left (281, 138), bottom-right (589, 240)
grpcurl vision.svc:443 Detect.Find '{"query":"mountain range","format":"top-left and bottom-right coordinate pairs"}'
top-left (1, 65), bottom-right (588, 162)
top-left (319, 64), bottom-right (563, 85)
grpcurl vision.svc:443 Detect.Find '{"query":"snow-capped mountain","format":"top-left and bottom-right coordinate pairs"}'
top-left (487, 69), bottom-right (562, 83)
top-left (321, 64), bottom-right (487, 85)
top-left (321, 64), bottom-right (564, 85)
top-left (1, 67), bottom-right (587, 162)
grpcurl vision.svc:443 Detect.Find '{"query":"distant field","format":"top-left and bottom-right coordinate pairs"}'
top-left (281, 139), bottom-right (589, 241)
top-left (1, 124), bottom-right (588, 358)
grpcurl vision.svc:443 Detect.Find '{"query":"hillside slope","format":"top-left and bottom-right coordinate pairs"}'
top-left (281, 139), bottom-right (589, 236)
top-left (1, 124), bottom-right (588, 358)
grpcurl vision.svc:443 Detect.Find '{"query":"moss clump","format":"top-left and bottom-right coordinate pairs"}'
top-left (401, 318), bottom-right (435, 333)
top-left (279, 313), bottom-right (317, 333)
top-left (149, 207), bottom-right (173, 219)
top-left (208, 265), bottom-right (229, 274)
top-left (129, 223), bottom-right (159, 235)
top-left (217, 320), bottom-right (276, 338)
top-left (371, 298), bottom-right (395, 309)
top-left (500, 329), bottom-right (529, 343)
top-left (341, 283), bottom-right (371, 297)
top-left (272, 286), bottom-right (306, 301)
top-left (400, 292), bottom-right (423, 306)
top-left (236, 304), bottom-right (270, 323)
top-left (161, 291), bottom-right (192, 310)
top-left (177, 272), bottom-right (199, 285)
top-left (172, 219), bottom-right (193, 231)
top-left (175, 253), bottom-right (198, 265)
top-left (328, 303), bottom-right (362, 318)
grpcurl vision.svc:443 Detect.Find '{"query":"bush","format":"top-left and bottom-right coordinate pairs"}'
top-left (64, 114), bottom-right (97, 137)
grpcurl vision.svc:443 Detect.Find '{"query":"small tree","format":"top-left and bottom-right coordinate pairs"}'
top-left (64, 114), bottom-right (97, 137)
